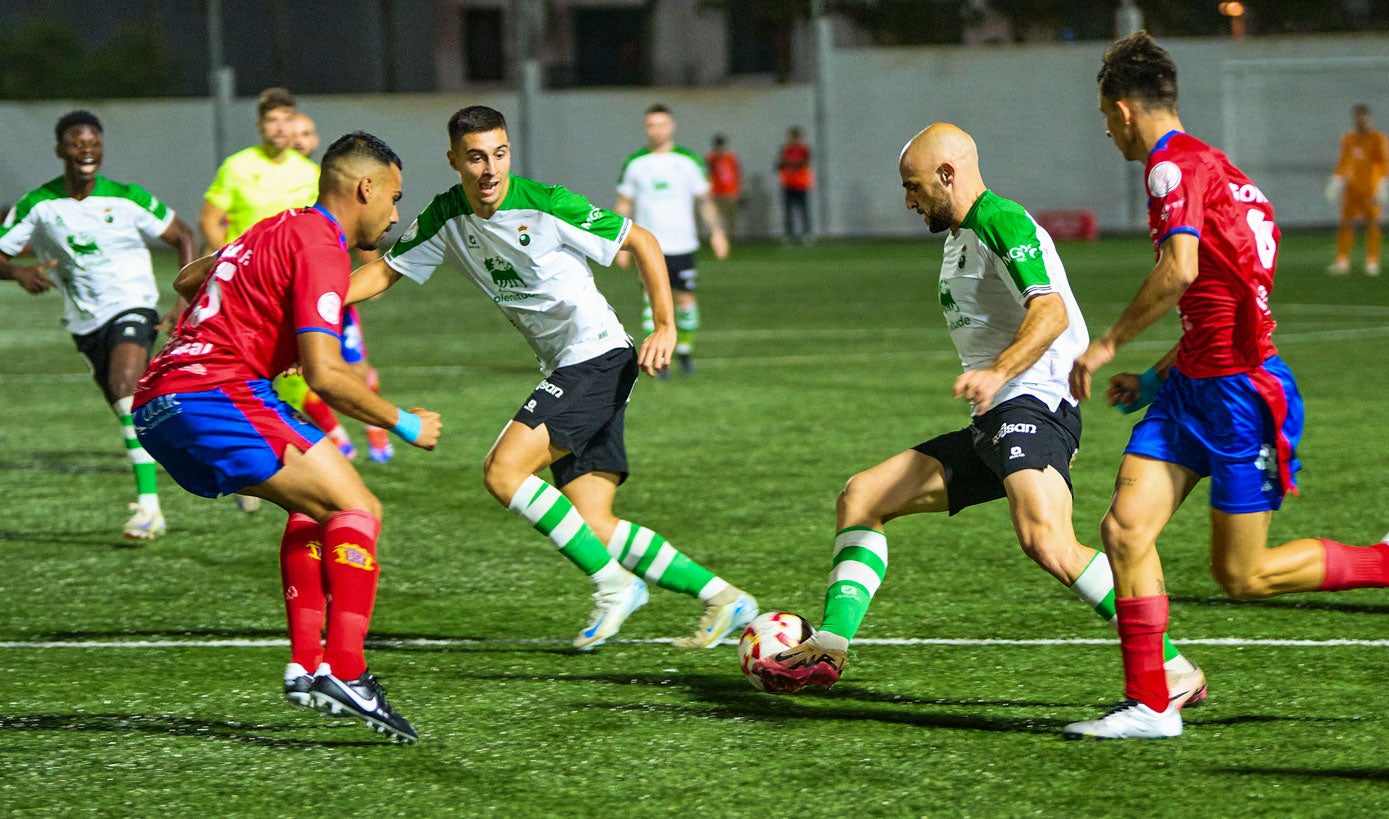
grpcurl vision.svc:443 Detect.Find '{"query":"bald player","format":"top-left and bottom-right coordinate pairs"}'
top-left (752, 123), bottom-right (1205, 699)
top-left (290, 112), bottom-right (320, 158)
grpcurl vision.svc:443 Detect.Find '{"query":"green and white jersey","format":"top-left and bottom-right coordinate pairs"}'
top-left (0, 176), bottom-right (174, 335)
top-left (938, 190), bottom-right (1089, 414)
top-left (386, 174), bottom-right (633, 375)
top-left (616, 146), bottom-right (709, 255)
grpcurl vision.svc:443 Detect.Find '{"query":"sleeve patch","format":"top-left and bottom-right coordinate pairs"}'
top-left (317, 292), bottom-right (343, 325)
top-left (1147, 161), bottom-right (1183, 198)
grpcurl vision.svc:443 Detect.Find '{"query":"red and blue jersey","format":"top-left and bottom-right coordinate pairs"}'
top-left (136, 206), bottom-right (350, 403)
top-left (1145, 131), bottom-right (1280, 379)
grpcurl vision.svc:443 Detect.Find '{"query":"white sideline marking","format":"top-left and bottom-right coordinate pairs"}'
top-left (3, 636), bottom-right (1388, 650)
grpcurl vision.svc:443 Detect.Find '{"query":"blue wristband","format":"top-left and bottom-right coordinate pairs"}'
top-left (1116, 366), bottom-right (1163, 415)
top-left (391, 408), bottom-right (422, 443)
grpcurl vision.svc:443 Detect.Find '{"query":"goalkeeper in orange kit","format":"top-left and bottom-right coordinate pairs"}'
top-left (1326, 104), bottom-right (1388, 277)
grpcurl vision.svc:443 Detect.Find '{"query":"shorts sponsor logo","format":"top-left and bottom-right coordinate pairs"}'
top-left (536, 380), bottom-right (564, 398)
top-left (317, 292), bottom-right (342, 326)
top-left (122, 326), bottom-right (137, 336)
top-left (332, 543), bottom-right (377, 571)
top-left (523, 399), bottom-right (537, 413)
top-left (992, 422), bottom-right (1036, 446)
top-left (1009, 446), bottom-right (1024, 459)
top-left (1147, 161), bottom-right (1182, 198)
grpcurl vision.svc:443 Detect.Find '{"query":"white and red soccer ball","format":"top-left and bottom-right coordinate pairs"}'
top-left (737, 611), bottom-right (814, 691)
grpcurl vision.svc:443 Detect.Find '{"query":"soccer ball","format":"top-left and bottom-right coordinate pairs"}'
top-left (737, 611), bottom-right (814, 691)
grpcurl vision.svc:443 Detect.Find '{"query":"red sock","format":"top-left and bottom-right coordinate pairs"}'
top-left (1116, 595), bottom-right (1169, 712)
top-left (1319, 540), bottom-right (1389, 591)
top-left (321, 509), bottom-right (382, 679)
top-left (279, 512), bottom-right (326, 671)
top-left (302, 391), bottom-right (342, 436)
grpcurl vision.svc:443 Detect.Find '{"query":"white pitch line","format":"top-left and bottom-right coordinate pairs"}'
top-left (3, 636), bottom-right (1389, 650)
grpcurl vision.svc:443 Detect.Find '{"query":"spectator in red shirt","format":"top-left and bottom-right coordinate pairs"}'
top-left (705, 134), bottom-right (742, 238)
top-left (778, 127), bottom-right (814, 243)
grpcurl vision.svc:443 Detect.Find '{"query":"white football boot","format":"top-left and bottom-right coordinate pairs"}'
top-left (574, 577), bottom-right (649, 651)
top-left (1063, 699), bottom-right (1183, 740)
top-left (673, 588), bottom-right (759, 649)
top-left (123, 503), bottom-right (166, 540)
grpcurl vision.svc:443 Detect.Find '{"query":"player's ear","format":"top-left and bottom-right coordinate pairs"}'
top-left (1116, 99), bottom-right (1135, 126)
top-left (446, 149), bottom-right (459, 172)
top-left (357, 176), bottom-right (373, 204)
top-left (937, 163), bottom-right (955, 187)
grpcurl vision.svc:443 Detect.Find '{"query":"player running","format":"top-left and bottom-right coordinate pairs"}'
top-left (134, 133), bottom-right (440, 743)
top-left (615, 104), bottom-right (729, 376)
top-left (1066, 32), bottom-right (1389, 740)
top-left (349, 105), bottom-right (756, 651)
top-left (751, 124), bottom-right (1204, 702)
top-left (0, 110), bottom-right (197, 540)
top-left (1326, 104), bottom-right (1387, 276)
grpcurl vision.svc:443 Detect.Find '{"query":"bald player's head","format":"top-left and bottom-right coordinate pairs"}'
top-left (898, 123), bottom-right (986, 233)
top-left (290, 112), bottom-right (319, 157)
top-left (318, 131), bottom-right (404, 251)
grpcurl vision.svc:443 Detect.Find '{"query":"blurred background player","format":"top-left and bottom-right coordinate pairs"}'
top-left (752, 123), bottom-right (1202, 702)
top-left (278, 111), bottom-right (395, 463)
top-left (705, 134), bottom-right (742, 239)
top-left (615, 104), bottom-right (729, 377)
top-left (0, 110), bottom-right (197, 540)
top-left (777, 126), bottom-right (814, 244)
top-left (289, 112), bottom-right (320, 159)
top-left (1326, 104), bottom-right (1388, 276)
top-left (134, 132), bottom-right (440, 743)
top-left (349, 105), bottom-right (756, 651)
top-left (199, 88), bottom-right (319, 511)
top-left (1067, 32), bottom-right (1389, 741)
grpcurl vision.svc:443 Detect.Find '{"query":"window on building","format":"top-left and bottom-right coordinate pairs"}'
top-left (573, 7), bottom-right (649, 86)
top-left (463, 8), bottom-right (505, 82)
top-left (727, 9), bottom-right (778, 75)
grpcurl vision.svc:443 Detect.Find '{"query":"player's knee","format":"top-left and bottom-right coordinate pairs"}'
top-left (1210, 561), bottom-right (1274, 600)
top-left (1099, 513), bottom-right (1150, 563)
top-left (836, 474), bottom-right (878, 523)
top-left (481, 458), bottom-right (523, 506)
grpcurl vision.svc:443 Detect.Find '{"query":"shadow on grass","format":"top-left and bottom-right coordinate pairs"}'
top-left (1213, 765), bottom-right (1389, 782)
top-left (0, 713), bottom-right (385, 748)
top-left (1170, 594), bottom-right (1389, 616)
top-left (0, 529), bottom-right (137, 548)
top-left (0, 450), bottom-right (127, 475)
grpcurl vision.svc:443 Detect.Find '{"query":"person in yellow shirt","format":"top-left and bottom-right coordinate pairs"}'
top-left (199, 87), bottom-right (319, 252)
top-left (1327, 104), bottom-right (1389, 276)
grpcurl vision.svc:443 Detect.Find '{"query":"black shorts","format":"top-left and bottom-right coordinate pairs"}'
top-left (911, 395), bottom-right (1082, 516)
top-left (72, 308), bottom-right (160, 391)
top-left (512, 346), bottom-right (639, 487)
top-left (665, 252), bottom-right (697, 293)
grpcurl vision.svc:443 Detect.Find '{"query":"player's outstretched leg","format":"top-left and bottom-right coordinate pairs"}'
top-left (279, 512), bottom-right (326, 708)
top-left (114, 397), bottom-right (165, 539)
top-left (508, 475), bottom-right (648, 650)
top-left (752, 526), bottom-right (879, 692)
top-left (1068, 551), bottom-right (1206, 709)
top-left (603, 521), bottom-right (758, 648)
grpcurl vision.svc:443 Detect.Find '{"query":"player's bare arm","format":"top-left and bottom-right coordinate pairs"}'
top-left (173, 254), bottom-right (218, 302)
top-left (955, 292), bottom-right (1068, 410)
top-left (1069, 232), bottom-right (1199, 400)
top-left (0, 252), bottom-right (58, 294)
top-left (613, 194), bottom-right (635, 269)
top-left (696, 194), bottom-right (729, 259)
top-left (623, 224), bottom-right (676, 375)
top-left (198, 200), bottom-right (228, 254)
top-left (346, 257), bottom-right (402, 305)
top-left (1106, 343), bottom-right (1179, 407)
top-left (299, 331), bottom-right (441, 449)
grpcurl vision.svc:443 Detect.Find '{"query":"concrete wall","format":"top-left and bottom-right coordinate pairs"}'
top-left (3, 33), bottom-right (1386, 242)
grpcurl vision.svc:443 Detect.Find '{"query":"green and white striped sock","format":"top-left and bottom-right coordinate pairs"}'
top-left (113, 397), bottom-right (159, 515)
top-left (675, 305), bottom-right (699, 355)
top-left (641, 296), bottom-right (655, 336)
top-left (606, 520), bottom-right (726, 601)
top-left (819, 527), bottom-right (888, 641)
top-left (1071, 551), bottom-right (1182, 663)
top-left (508, 475), bottom-right (625, 591)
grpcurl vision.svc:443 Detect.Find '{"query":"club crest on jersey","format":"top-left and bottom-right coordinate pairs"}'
top-left (332, 543), bottom-right (377, 571)
top-left (400, 219), bottom-right (419, 243)
top-left (1147, 161), bottom-right (1182, 198)
top-left (317, 292), bottom-right (342, 325)
top-left (518, 225), bottom-right (532, 247)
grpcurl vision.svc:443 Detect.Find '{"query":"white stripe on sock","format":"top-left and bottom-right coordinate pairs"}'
top-left (833, 529), bottom-right (888, 566)
top-left (644, 543), bottom-right (677, 582)
top-left (829, 561), bottom-right (883, 597)
top-left (696, 577), bottom-right (730, 602)
top-left (507, 475), bottom-right (547, 516)
top-left (1070, 551), bottom-right (1115, 611)
top-left (605, 521), bottom-right (633, 560)
top-left (550, 508), bottom-right (585, 550)
top-left (622, 527), bottom-right (655, 571)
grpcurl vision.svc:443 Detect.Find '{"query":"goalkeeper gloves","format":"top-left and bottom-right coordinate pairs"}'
top-left (1325, 175), bottom-right (1345, 205)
